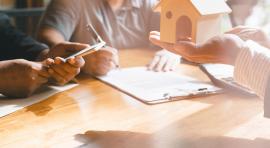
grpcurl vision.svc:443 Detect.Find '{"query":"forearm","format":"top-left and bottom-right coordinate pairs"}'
top-left (37, 26), bottom-right (65, 48)
top-left (234, 40), bottom-right (270, 99)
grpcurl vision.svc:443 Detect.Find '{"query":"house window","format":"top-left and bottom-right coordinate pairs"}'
top-left (166, 11), bottom-right (172, 19)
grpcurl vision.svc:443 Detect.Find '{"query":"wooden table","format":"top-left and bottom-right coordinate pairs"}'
top-left (1, 48), bottom-right (270, 148)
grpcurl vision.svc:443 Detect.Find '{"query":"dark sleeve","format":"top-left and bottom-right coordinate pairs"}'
top-left (0, 14), bottom-right (48, 61)
top-left (264, 77), bottom-right (270, 118)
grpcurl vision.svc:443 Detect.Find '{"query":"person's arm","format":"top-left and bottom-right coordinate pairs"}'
top-left (37, 0), bottom-right (80, 47)
top-left (0, 59), bottom-right (49, 97)
top-left (37, 0), bottom-right (119, 76)
top-left (150, 31), bottom-right (270, 117)
top-left (234, 40), bottom-right (270, 118)
top-left (37, 26), bottom-right (66, 48)
top-left (0, 14), bottom-right (48, 61)
top-left (234, 40), bottom-right (270, 99)
top-left (149, 32), bottom-right (270, 93)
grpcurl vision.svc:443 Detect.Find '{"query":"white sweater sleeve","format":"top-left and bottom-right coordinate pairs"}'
top-left (234, 40), bottom-right (270, 99)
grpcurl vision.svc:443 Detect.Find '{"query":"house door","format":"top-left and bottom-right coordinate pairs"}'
top-left (176, 16), bottom-right (192, 42)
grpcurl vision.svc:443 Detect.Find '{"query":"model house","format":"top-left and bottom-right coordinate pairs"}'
top-left (154, 0), bottom-right (232, 44)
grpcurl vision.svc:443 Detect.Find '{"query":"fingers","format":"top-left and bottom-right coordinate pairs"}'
top-left (148, 56), bottom-right (178, 72)
top-left (97, 48), bottom-right (119, 70)
top-left (110, 56), bottom-right (119, 69)
top-left (67, 57), bottom-right (85, 68)
top-left (149, 33), bottom-right (175, 51)
top-left (35, 74), bottom-right (49, 84)
top-left (47, 57), bottom-right (81, 85)
top-left (48, 68), bottom-right (67, 85)
top-left (30, 61), bottom-right (50, 83)
top-left (38, 67), bottom-right (50, 79)
top-left (154, 55), bottom-right (168, 72)
top-left (82, 47), bottom-right (119, 75)
top-left (225, 25), bottom-right (246, 34)
top-left (163, 58), bottom-right (176, 72)
top-left (111, 49), bottom-right (119, 68)
top-left (226, 26), bottom-right (262, 40)
top-left (149, 31), bottom-right (160, 36)
top-left (226, 26), bottom-right (257, 34)
top-left (45, 58), bottom-right (54, 65)
top-left (29, 68), bottom-right (49, 85)
top-left (149, 31), bottom-right (202, 64)
top-left (147, 54), bottom-right (160, 71)
top-left (148, 50), bottom-right (180, 72)
top-left (30, 63), bottom-right (49, 80)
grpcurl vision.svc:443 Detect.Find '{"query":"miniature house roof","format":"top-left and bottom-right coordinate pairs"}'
top-left (153, 0), bottom-right (232, 15)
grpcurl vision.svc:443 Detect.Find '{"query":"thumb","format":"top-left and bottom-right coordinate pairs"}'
top-left (149, 33), bottom-right (175, 51)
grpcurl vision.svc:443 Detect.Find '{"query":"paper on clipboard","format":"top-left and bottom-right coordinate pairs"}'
top-left (97, 67), bottom-right (223, 104)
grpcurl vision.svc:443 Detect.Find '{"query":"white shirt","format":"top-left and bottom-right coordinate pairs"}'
top-left (234, 40), bottom-right (270, 117)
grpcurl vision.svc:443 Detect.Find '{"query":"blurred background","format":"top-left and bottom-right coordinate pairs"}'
top-left (0, 0), bottom-right (50, 36)
top-left (0, 0), bottom-right (270, 37)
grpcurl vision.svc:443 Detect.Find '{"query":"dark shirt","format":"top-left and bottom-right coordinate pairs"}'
top-left (0, 13), bottom-right (47, 61)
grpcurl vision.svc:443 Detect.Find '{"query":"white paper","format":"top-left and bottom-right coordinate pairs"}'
top-left (0, 84), bottom-right (77, 118)
top-left (97, 67), bottom-right (222, 104)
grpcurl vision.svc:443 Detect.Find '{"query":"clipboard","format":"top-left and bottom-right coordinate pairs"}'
top-left (97, 67), bottom-right (223, 105)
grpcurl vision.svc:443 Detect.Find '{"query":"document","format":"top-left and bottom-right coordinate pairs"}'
top-left (97, 67), bottom-right (222, 104)
top-left (0, 84), bottom-right (77, 118)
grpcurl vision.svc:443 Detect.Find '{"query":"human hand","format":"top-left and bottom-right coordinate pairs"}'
top-left (226, 26), bottom-right (270, 48)
top-left (0, 59), bottom-right (50, 97)
top-left (147, 49), bottom-right (180, 72)
top-left (37, 42), bottom-right (90, 60)
top-left (82, 46), bottom-right (119, 76)
top-left (149, 31), bottom-right (245, 65)
top-left (45, 56), bottom-right (85, 85)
